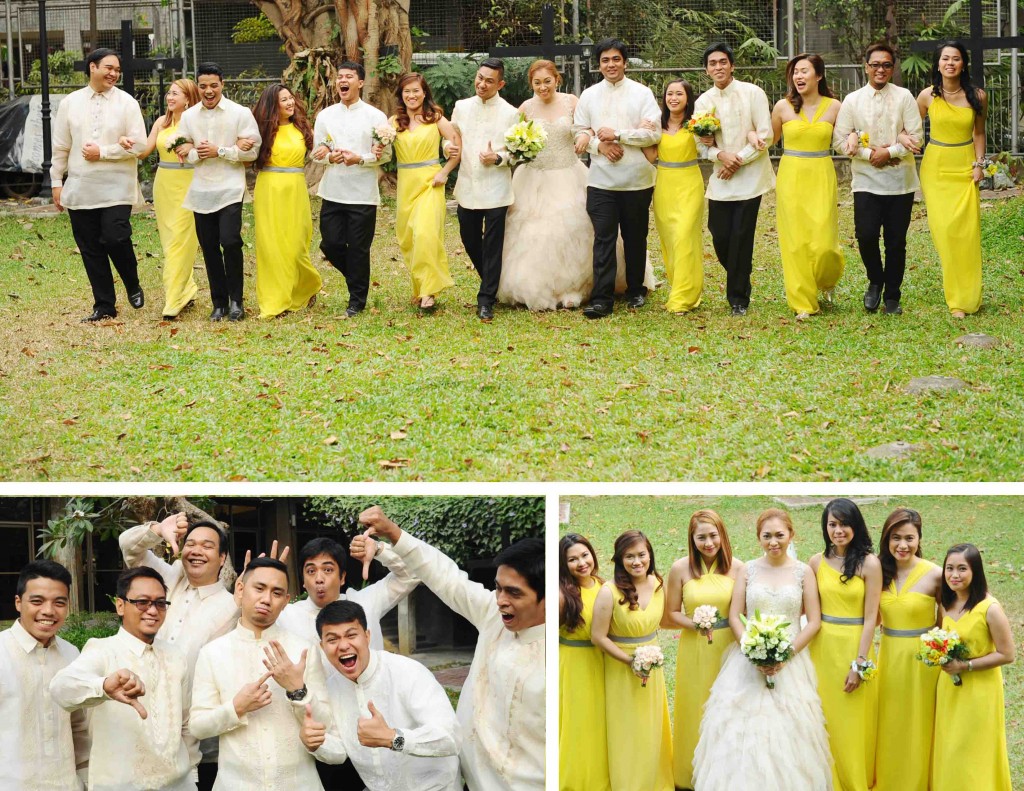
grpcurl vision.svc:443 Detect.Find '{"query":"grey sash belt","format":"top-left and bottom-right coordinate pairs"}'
top-left (783, 149), bottom-right (830, 158)
top-left (262, 166), bottom-right (304, 173)
top-left (559, 637), bottom-right (594, 648)
top-left (610, 631), bottom-right (658, 645)
top-left (928, 138), bottom-right (973, 147)
top-left (158, 162), bottom-right (193, 169)
top-left (657, 158), bottom-right (699, 168)
top-left (882, 625), bottom-right (932, 638)
top-left (398, 158), bottom-right (441, 169)
top-left (821, 614), bottom-right (864, 625)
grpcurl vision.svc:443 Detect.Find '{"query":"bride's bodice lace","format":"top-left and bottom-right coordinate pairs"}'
top-left (746, 559), bottom-right (806, 638)
top-left (521, 95), bottom-right (580, 170)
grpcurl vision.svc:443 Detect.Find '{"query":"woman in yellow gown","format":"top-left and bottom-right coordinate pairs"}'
top-left (558, 534), bottom-right (610, 791)
top-left (591, 530), bottom-right (673, 791)
top-left (771, 54), bottom-right (844, 319)
top-left (251, 85), bottom-right (322, 319)
top-left (392, 73), bottom-right (460, 311)
top-left (808, 498), bottom-right (881, 791)
top-left (917, 41), bottom-right (987, 318)
top-left (662, 509), bottom-right (742, 790)
top-left (873, 508), bottom-right (942, 791)
top-left (932, 543), bottom-right (1015, 791)
top-left (651, 80), bottom-right (704, 313)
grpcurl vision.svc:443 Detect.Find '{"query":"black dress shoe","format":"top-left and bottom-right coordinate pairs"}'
top-left (583, 302), bottom-right (613, 319)
top-left (883, 299), bottom-right (903, 315)
top-left (477, 304), bottom-right (494, 321)
top-left (210, 306), bottom-right (227, 321)
top-left (626, 294), bottom-right (646, 309)
top-left (128, 289), bottom-right (145, 309)
top-left (730, 304), bottom-right (748, 316)
top-left (345, 306), bottom-right (363, 318)
top-left (81, 309), bottom-right (116, 323)
top-left (864, 284), bottom-right (882, 312)
top-left (228, 300), bottom-right (245, 321)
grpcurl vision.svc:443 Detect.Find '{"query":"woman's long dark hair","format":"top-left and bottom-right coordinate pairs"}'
top-left (660, 78), bottom-right (695, 129)
top-left (930, 40), bottom-right (984, 116)
top-left (878, 508), bottom-right (923, 591)
top-left (821, 498), bottom-right (874, 583)
top-left (252, 84), bottom-right (313, 172)
top-left (394, 73), bottom-right (443, 132)
top-left (612, 530), bottom-right (662, 610)
top-left (784, 52), bottom-right (834, 115)
top-left (940, 543), bottom-right (988, 612)
top-left (559, 533), bottom-right (603, 632)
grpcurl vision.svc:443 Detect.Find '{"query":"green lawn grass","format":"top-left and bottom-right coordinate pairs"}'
top-left (1, 190), bottom-right (1022, 481)
top-left (562, 494), bottom-right (1024, 789)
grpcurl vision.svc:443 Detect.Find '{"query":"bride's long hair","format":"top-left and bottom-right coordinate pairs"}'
top-left (821, 498), bottom-right (874, 583)
top-left (687, 509), bottom-right (733, 578)
top-left (612, 530), bottom-right (662, 610)
top-left (559, 533), bottom-right (603, 632)
top-left (878, 508), bottom-right (923, 591)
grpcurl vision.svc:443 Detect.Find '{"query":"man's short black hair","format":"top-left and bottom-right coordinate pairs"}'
top-left (186, 520), bottom-right (228, 555)
top-left (316, 599), bottom-right (368, 637)
top-left (17, 559), bottom-right (73, 597)
top-left (86, 48), bottom-right (120, 69)
top-left (593, 38), bottom-right (629, 63)
top-left (864, 42), bottom-right (897, 63)
top-left (196, 62), bottom-right (224, 80)
top-left (480, 57), bottom-right (505, 77)
top-left (298, 537), bottom-right (347, 570)
top-left (703, 42), bottom-right (735, 66)
top-left (116, 566), bottom-right (167, 600)
top-left (241, 556), bottom-right (289, 583)
top-left (495, 537), bottom-right (545, 600)
top-left (337, 60), bottom-right (365, 80)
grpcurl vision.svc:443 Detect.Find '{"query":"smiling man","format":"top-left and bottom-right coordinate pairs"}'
top-left (358, 507), bottom-right (544, 791)
top-left (0, 560), bottom-right (89, 790)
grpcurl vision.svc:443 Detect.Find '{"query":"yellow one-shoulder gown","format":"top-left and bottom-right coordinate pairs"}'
top-left (653, 131), bottom-right (704, 313)
top-left (559, 579), bottom-right (610, 791)
top-left (874, 559), bottom-right (940, 791)
top-left (809, 562), bottom-right (877, 791)
top-left (604, 582), bottom-right (673, 791)
top-left (932, 597), bottom-right (1012, 791)
top-left (920, 98), bottom-right (983, 315)
top-left (394, 121), bottom-right (454, 301)
top-left (673, 562), bottom-right (734, 790)
top-left (154, 122), bottom-right (199, 317)
top-left (776, 99), bottom-right (844, 315)
top-left (253, 123), bottom-right (322, 318)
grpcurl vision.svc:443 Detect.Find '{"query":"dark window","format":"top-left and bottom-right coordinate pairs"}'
top-left (0, 497), bottom-right (47, 620)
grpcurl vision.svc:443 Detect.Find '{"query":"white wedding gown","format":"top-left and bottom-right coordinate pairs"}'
top-left (498, 94), bottom-right (655, 311)
top-left (693, 559), bottom-right (833, 791)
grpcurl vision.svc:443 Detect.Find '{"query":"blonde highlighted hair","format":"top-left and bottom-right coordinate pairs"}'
top-left (528, 59), bottom-right (562, 86)
top-left (163, 79), bottom-right (200, 127)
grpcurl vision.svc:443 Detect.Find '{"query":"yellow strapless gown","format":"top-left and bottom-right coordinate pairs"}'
top-left (559, 579), bottom-right (610, 791)
top-left (776, 99), bottom-right (844, 315)
top-left (154, 123), bottom-right (199, 317)
top-left (932, 597), bottom-right (1012, 791)
top-left (673, 562), bottom-right (734, 790)
top-left (809, 561), bottom-right (877, 791)
top-left (920, 98), bottom-right (982, 314)
top-left (253, 123), bottom-right (321, 318)
top-left (604, 582), bottom-right (673, 791)
top-left (874, 559), bottom-right (939, 791)
top-left (653, 131), bottom-right (704, 313)
top-left (394, 121), bottom-right (453, 300)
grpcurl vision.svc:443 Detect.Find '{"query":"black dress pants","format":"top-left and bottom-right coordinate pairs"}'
top-left (316, 758), bottom-right (366, 790)
top-left (194, 202), bottom-right (244, 308)
top-left (853, 191), bottom-right (915, 303)
top-left (457, 204), bottom-right (508, 307)
top-left (67, 204), bottom-right (140, 315)
top-left (586, 186), bottom-right (653, 306)
top-left (320, 200), bottom-right (377, 311)
top-left (707, 196), bottom-right (762, 309)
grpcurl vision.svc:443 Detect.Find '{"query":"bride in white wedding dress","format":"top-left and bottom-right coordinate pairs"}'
top-left (693, 508), bottom-right (834, 791)
top-left (497, 60), bottom-right (655, 310)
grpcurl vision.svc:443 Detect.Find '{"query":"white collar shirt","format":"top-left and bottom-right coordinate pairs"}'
top-left (694, 79), bottom-right (776, 201)
top-left (391, 534), bottom-right (545, 791)
top-left (451, 94), bottom-right (520, 209)
top-left (833, 82), bottom-right (922, 194)
top-left (177, 97), bottom-right (262, 213)
top-left (189, 622), bottom-right (332, 790)
top-left (571, 77), bottom-right (661, 191)
top-left (0, 621), bottom-right (89, 790)
top-left (313, 99), bottom-right (393, 206)
top-left (48, 85), bottom-right (146, 209)
top-left (49, 628), bottom-right (199, 791)
top-left (312, 650), bottom-right (461, 791)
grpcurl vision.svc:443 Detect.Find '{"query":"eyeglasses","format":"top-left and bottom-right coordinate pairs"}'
top-left (123, 597), bottom-right (171, 612)
top-left (867, 62), bottom-right (894, 70)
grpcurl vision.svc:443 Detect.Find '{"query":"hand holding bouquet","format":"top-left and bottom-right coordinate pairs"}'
top-left (316, 132), bottom-right (335, 151)
top-left (851, 658), bottom-right (878, 682)
top-left (686, 110), bottom-right (721, 139)
top-left (739, 610), bottom-right (795, 689)
top-left (504, 115), bottom-right (547, 164)
top-left (631, 645), bottom-right (664, 688)
top-left (166, 135), bottom-right (189, 154)
top-left (917, 627), bottom-right (971, 686)
top-left (693, 605), bottom-right (721, 645)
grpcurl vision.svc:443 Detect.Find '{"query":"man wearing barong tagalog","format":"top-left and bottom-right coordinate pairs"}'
top-left (356, 506), bottom-right (545, 791)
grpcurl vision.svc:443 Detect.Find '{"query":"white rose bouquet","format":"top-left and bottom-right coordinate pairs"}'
top-left (739, 610), bottom-right (794, 689)
top-left (631, 645), bottom-right (664, 688)
top-left (372, 123), bottom-right (397, 146)
top-left (693, 605), bottom-right (721, 645)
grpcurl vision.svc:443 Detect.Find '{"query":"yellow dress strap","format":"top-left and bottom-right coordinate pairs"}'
top-left (899, 557), bottom-right (935, 593)
top-left (700, 557), bottom-right (718, 576)
top-left (811, 97), bottom-right (833, 124)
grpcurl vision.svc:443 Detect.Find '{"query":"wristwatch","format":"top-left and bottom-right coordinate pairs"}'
top-left (390, 728), bottom-right (405, 752)
top-left (494, 153), bottom-right (503, 166)
top-left (286, 685), bottom-right (308, 702)
top-left (217, 146), bottom-right (227, 157)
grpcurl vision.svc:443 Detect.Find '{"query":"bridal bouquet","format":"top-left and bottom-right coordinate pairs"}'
top-left (686, 110), bottom-right (721, 138)
top-left (372, 123), bottom-right (397, 146)
top-left (504, 115), bottom-right (547, 163)
top-left (631, 645), bottom-right (664, 688)
top-left (917, 627), bottom-right (971, 686)
top-left (739, 610), bottom-right (794, 689)
top-left (693, 605), bottom-right (721, 645)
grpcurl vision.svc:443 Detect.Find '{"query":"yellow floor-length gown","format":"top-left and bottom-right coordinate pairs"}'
top-left (653, 131), bottom-right (704, 313)
top-left (776, 99), bottom-right (845, 315)
top-left (154, 122), bottom-right (199, 317)
top-left (920, 98), bottom-right (983, 315)
top-left (874, 559), bottom-right (940, 791)
top-left (394, 121), bottom-right (454, 300)
top-left (673, 561), bottom-right (734, 790)
top-left (810, 562), bottom-right (877, 791)
top-left (604, 582), bottom-right (673, 791)
top-left (253, 122), bottom-right (321, 318)
top-left (559, 579), bottom-right (610, 791)
top-left (932, 597), bottom-right (1012, 791)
